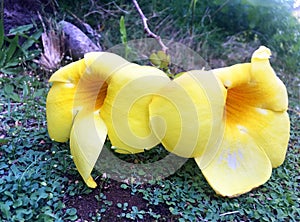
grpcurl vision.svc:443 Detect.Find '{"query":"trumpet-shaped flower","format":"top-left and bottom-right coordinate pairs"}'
top-left (149, 46), bottom-right (290, 197)
top-left (196, 46), bottom-right (290, 197)
top-left (46, 52), bottom-right (170, 187)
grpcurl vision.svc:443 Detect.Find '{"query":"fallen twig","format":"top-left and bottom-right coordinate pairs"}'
top-left (132, 0), bottom-right (168, 53)
top-left (219, 210), bottom-right (240, 217)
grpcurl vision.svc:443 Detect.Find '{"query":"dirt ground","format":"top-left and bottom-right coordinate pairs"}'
top-left (66, 178), bottom-right (176, 221)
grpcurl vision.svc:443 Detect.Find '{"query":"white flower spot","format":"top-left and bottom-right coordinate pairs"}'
top-left (224, 80), bottom-right (232, 88)
top-left (237, 125), bottom-right (248, 133)
top-left (227, 153), bottom-right (238, 170)
top-left (256, 108), bottom-right (268, 115)
top-left (65, 83), bottom-right (75, 88)
top-left (227, 150), bottom-right (243, 170)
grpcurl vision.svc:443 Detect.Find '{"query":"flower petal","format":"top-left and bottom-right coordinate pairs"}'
top-left (101, 64), bottom-right (170, 154)
top-left (70, 110), bottom-right (107, 188)
top-left (149, 70), bottom-right (226, 159)
top-left (49, 59), bottom-right (86, 83)
top-left (84, 52), bottom-right (130, 82)
top-left (213, 46), bottom-right (290, 167)
top-left (46, 59), bottom-right (86, 142)
top-left (250, 46), bottom-right (288, 111)
top-left (227, 103), bottom-right (290, 167)
top-left (213, 46), bottom-right (288, 112)
top-left (196, 124), bottom-right (272, 197)
top-left (47, 52), bottom-right (122, 142)
top-left (252, 110), bottom-right (290, 167)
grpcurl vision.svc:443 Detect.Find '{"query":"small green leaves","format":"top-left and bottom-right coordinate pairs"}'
top-left (119, 16), bottom-right (127, 45)
top-left (0, 23), bottom-right (41, 75)
top-left (149, 50), bottom-right (170, 69)
top-left (119, 16), bottom-right (131, 58)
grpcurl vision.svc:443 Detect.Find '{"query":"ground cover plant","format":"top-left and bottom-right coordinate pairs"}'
top-left (0, 0), bottom-right (299, 221)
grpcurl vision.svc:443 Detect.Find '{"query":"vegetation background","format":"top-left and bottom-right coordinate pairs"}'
top-left (0, 0), bottom-right (299, 221)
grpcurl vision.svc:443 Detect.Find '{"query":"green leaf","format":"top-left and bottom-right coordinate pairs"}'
top-left (0, 203), bottom-right (11, 218)
top-left (36, 213), bottom-right (56, 221)
top-left (4, 190), bottom-right (15, 200)
top-left (137, 214), bottom-right (144, 219)
top-left (0, 138), bottom-right (9, 145)
top-left (9, 24), bottom-right (33, 35)
top-left (119, 16), bottom-right (127, 44)
top-left (120, 184), bottom-right (129, 189)
top-left (22, 81), bottom-right (30, 98)
top-left (0, 50), bottom-right (7, 67)
top-left (4, 84), bottom-right (14, 95)
top-left (13, 199), bottom-right (23, 208)
top-left (0, 17), bottom-right (4, 49)
top-left (10, 93), bottom-right (20, 102)
top-left (0, 66), bottom-right (22, 75)
top-left (21, 29), bottom-right (42, 51)
top-left (6, 35), bottom-right (19, 62)
top-left (65, 208), bottom-right (77, 216)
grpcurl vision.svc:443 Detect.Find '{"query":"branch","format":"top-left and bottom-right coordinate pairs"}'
top-left (132, 0), bottom-right (168, 53)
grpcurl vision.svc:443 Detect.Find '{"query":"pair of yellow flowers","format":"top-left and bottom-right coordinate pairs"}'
top-left (46, 46), bottom-right (290, 197)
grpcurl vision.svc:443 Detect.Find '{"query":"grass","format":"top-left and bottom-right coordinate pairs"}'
top-left (1, 1), bottom-right (300, 221)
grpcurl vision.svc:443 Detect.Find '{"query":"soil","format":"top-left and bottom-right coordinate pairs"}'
top-left (65, 178), bottom-right (177, 221)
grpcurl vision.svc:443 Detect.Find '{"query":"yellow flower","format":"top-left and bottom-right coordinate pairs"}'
top-left (197, 46), bottom-right (290, 197)
top-left (150, 46), bottom-right (290, 197)
top-left (46, 52), bottom-right (170, 187)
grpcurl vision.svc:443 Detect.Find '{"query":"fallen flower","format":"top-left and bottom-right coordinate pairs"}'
top-left (196, 46), bottom-right (290, 197)
top-left (149, 46), bottom-right (290, 197)
top-left (46, 52), bottom-right (169, 187)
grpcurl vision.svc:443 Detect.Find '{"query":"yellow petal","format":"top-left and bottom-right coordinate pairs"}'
top-left (213, 46), bottom-right (290, 168)
top-left (224, 99), bottom-right (290, 167)
top-left (47, 53), bottom-right (119, 142)
top-left (213, 63), bottom-right (252, 89)
top-left (46, 59), bottom-right (86, 142)
top-left (101, 64), bottom-right (170, 154)
top-left (213, 46), bottom-right (288, 112)
top-left (196, 124), bottom-right (272, 197)
top-left (248, 110), bottom-right (290, 167)
top-left (49, 59), bottom-right (86, 83)
top-left (250, 46), bottom-right (288, 111)
top-left (84, 52), bottom-right (130, 82)
top-left (70, 110), bottom-right (107, 188)
top-left (46, 82), bottom-right (76, 142)
top-left (72, 52), bottom-right (131, 113)
top-left (149, 70), bottom-right (226, 159)
top-left (73, 71), bottom-right (108, 112)
top-left (199, 46), bottom-right (290, 196)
